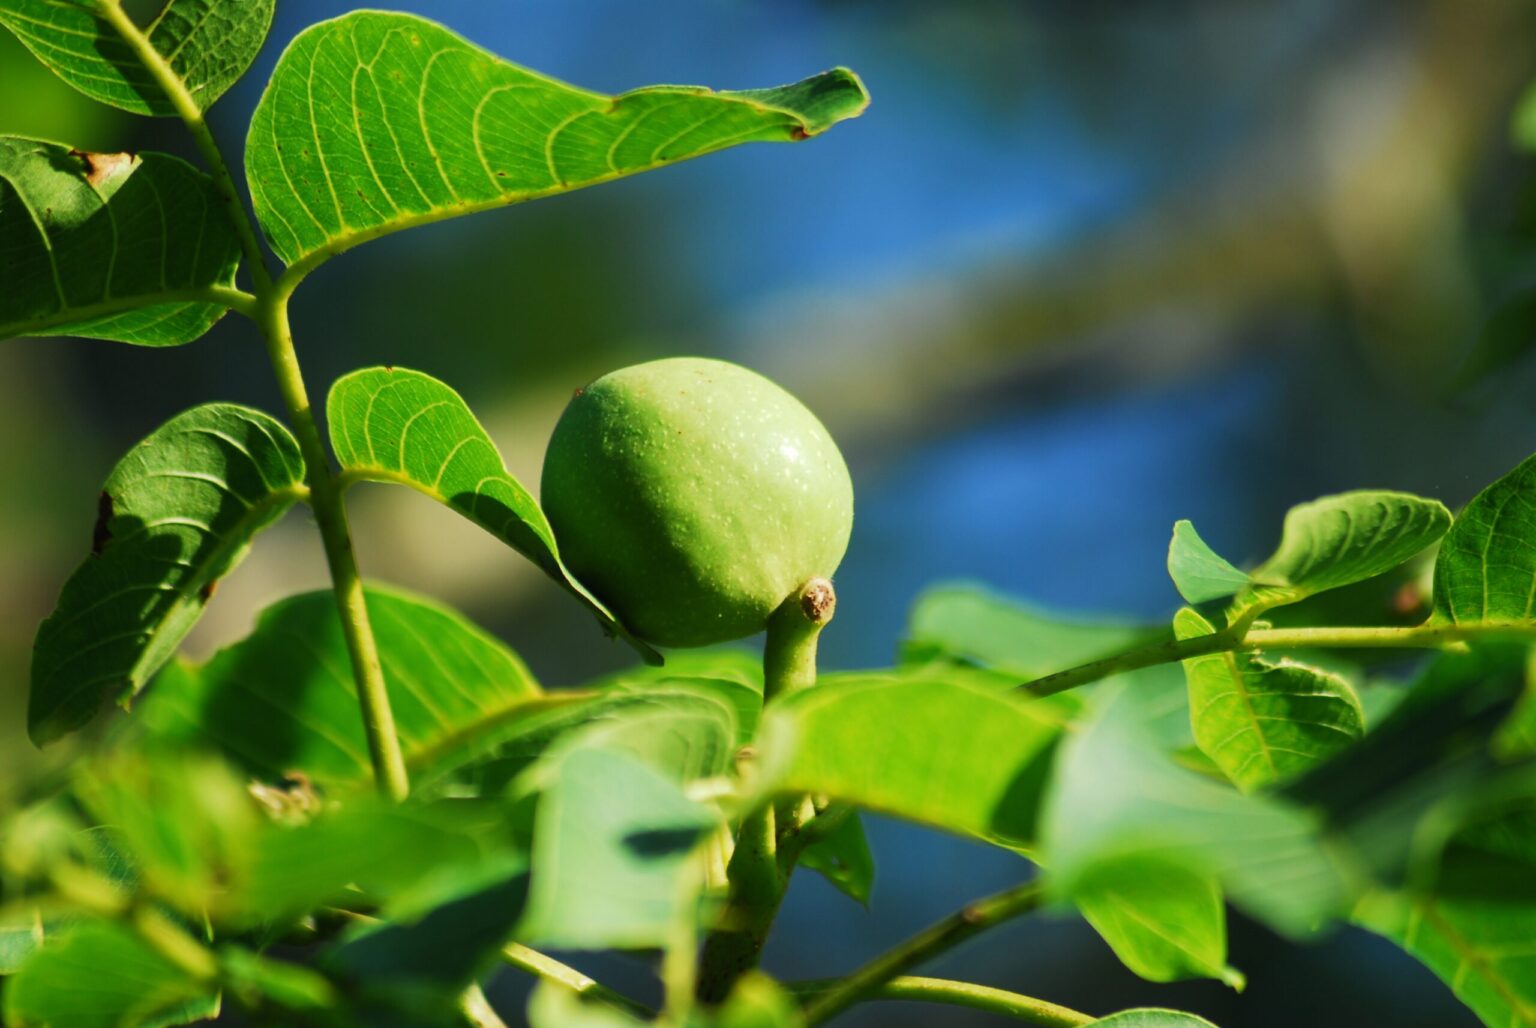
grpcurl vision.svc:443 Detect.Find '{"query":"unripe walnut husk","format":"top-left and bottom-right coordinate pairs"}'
top-left (541, 357), bottom-right (854, 648)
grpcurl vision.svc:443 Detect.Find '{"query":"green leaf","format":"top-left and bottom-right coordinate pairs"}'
top-left (0, 138), bottom-right (242, 344)
top-left (902, 581), bottom-right (1155, 677)
top-left (73, 748), bottom-right (262, 921)
top-left (1355, 892), bottom-right (1536, 1028)
top-left (756, 674), bottom-right (1066, 846)
top-left (0, 915), bottom-right (47, 975)
top-left (325, 874), bottom-right (528, 1023)
top-left (528, 982), bottom-right (646, 1028)
top-left (517, 745), bottom-right (717, 950)
top-left (1176, 607), bottom-right (1364, 792)
top-left (715, 973), bottom-right (805, 1028)
top-left (446, 677), bottom-right (756, 796)
top-left (245, 10), bottom-right (868, 271)
top-left (798, 811), bottom-right (875, 907)
top-left (29, 403), bottom-right (303, 744)
top-left (1433, 454), bottom-right (1536, 624)
top-left (1167, 519), bottom-right (1252, 604)
top-left (1089, 1012), bottom-right (1219, 1028)
top-left (327, 366), bottom-right (656, 661)
top-left (3, 920), bottom-right (218, 1028)
top-left (1234, 491), bottom-right (1450, 620)
top-left (1041, 683), bottom-right (1351, 937)
top-left (1075, 856), bottom-right (1243, 989)
top-left (140, 584), bottom-right (542, 789)
top-left (1281, 646), bottom-right (1527, 894)
top-left (0, 0), bottom-right (273, 116)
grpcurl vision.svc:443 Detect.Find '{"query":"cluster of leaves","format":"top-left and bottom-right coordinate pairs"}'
top-left (3, 2), bottom-right (1536, 1027)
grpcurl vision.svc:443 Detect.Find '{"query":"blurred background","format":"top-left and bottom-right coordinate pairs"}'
top-left (6, 0), bottom-right (1536, 1024)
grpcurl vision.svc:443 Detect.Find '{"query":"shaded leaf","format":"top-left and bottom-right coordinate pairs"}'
top-left (328, 366), bottom-right (655, 660)
top-left (1433, 454), bottom-right (1536, 624)
top-left (1355, 891), bottom-right (1536, 1028)
top-left (517, 746), bottom-right (717, 950)
top-left (3, 920), bottom-right (218, 1028)
top-left (0, 0), bottom-right (273, 115)
top-left (1041, 682), bottom-right (1351, 936)
top-left (325, 874), bottom-right (528, 1023)
top-left (30, 403), bottom-right (303, 744)
top-left (0, 138), bottom-right (242, 344)
top-left (1075, 856), bottom-right (1243, 989)
top-left (140, 584), bottom-right (541, 789)
top-left (902, 581), bottom-right (1155, 677)
top-left (756, 674), bottom-right (1066, 847)
top-left (798, 811), bottom-right (875, 907)
top-left (1176, 608), bottom-right (1364, 792)
top-left (246, 10), bottom-right (867, 271)
top-left (1166, 519), bottom-right (1252, 604)
top-left (1282, 646), bottom-right (1528, 895)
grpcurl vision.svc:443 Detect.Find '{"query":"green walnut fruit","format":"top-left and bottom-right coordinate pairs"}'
top-left (541, 357), bottom-right (854, 648)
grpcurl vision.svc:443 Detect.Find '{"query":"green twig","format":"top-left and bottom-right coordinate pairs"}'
top-left (1021, 620), bottom-right (1536, 697)
top-left (97, 0), bottom-right (409, 801)
top-left (501, 942), bottom-right (655, 1019)
top-left (799, 879), bottom-right (1047, 1025)
top-left (789, 976), bottom-right (1091, 1027)
top-left (697, 579), bottom-right (836, 1003)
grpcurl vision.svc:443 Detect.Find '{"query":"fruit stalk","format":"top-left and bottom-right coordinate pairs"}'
top-left (697, 579), bottom-right (835, 1002)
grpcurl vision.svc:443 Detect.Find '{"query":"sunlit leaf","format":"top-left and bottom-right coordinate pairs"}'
top-left (328, 366), bottom-right (655, 660)
top-left (1433, 454), bottom-right (1536, 624)
top-left (447, 677), bottom-right (755, 797)
top-left (73, 748), bottom-right (261, 920)
top-left (1089, 1012), bottom-right (1218, 1028)
top-left (756, 674), bottom-right (1066, 846)
top-left (1041, 683), bottom-right (1351, 937)
top-left (1176, 607), bottom-right (1363, 792)
top-left (0, 0), bottom-right (273, 115)
top-left (30, 404), bottom-right (303, 744)
top-left (1166, 519), bottom-right (1252, 604)
top-left (245, 10), bottom-right (867, 272)
top-left (3, 920), bottom-right (218, 1028)
top-left (140, 584), bottom-right (541, 789)
top-left (902, 581), bottom-right (1155, 677)
top-left (528, 982), bottom-right (645, 1028)
top-left (0, 138), bottom-right (242, 344)
top-left (1074, 856), bottom-right (1243, 989)
top-left (517, 745), bottom-right (717, 950)
top-left (1355, 891), bottom-right (1536, 1028)
top-left (1223, 491), bottom-right (1450, 621)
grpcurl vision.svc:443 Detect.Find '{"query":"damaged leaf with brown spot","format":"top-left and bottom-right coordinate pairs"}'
top-left (29, 404), bottom-right (305, 744)
top-left (0, 137), bottom-right (242, 345)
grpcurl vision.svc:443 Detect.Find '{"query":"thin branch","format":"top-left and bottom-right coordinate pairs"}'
top-left (1020, 620), bottom-right (1536, 697)
top-left (501, 942), bottom-right (655, 1020)
top-left (799, 879), bottom-right (1047, 1025)
top-left (789, 976), bottom-right (1092, 1027)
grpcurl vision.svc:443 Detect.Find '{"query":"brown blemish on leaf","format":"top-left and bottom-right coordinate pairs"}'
top-left (69, 149), bottom-right (133, 188)
top-left (92, 491), bottom-right (115, 555)
top-left (199, 579), bottom-right (219, 602)
top-left (789, 126), bottom-right (810, 141)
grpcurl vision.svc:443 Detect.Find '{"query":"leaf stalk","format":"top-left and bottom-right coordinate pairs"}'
top-left (788, 975), bottom-right (1091, 1026)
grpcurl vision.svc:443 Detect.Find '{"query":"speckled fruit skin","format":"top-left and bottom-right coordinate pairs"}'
top-left (541, 357), bottom-right (854, 648)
